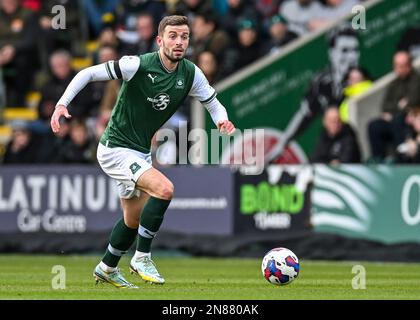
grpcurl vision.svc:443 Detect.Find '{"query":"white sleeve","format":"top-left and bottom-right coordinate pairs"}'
top-left (204, 97), bottom-right (229, 125)
top-left (118, 55), bottom-right (140, 81)
top-left (56, 56), bottom-right (140, 107)
top-left (189, 65), bottom-right (217, 104)
top-left (189, 65), bottom-right (228, 125)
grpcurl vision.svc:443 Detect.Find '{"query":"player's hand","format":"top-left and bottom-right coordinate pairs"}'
top-left (51, 105), bottom-right (72, 133)
top-left (217, 120), bottom-right (236, 135)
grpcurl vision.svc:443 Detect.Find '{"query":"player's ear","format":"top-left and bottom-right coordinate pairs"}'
top-left (156, 35), bottom-right (162, 46)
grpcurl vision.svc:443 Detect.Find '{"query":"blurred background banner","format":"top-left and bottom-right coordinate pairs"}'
top-left (312, 164), bottom-right (420, 244)
top-left (0, 166), bottom-right (234, 251)
top-left (208, 0), bottom-right (420, 162)
top-left (0, 165), bottom-right (120, 234)
top-left (234, 165), bottom-right (313, 233)
top-left (2, 164), bottom-right (420, 253)
top-left (160, 166), bottom-right (234, 236)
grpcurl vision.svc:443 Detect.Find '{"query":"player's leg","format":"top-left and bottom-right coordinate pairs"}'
top-left (94, 143), bottom-right (152, 288)
top-left (94, 191), bottom-right (150, 288)
top-left (129, 168), bottom-right (173, 284)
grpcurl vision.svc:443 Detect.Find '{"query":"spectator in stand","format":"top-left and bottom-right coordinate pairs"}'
top-left (38, 50), bottom-right (73, 127)
top-left (222, 0), bottom-right (260, 39)
top-left (38, 50), bottom-right (94, 125)
top-left (311, 106), bottom-right (361, 164)
top-left (174, 0), bottom-right (213, 22)
top-left (255, 0), bottom-right (283, 38)
top-left (21, 0), bottom-right (40, 11)
top-left (37, 116), bottom-right (71, 163)
top-left (256, 0), bottom-right (283, 21)
top-left (0, 0), bottom-right (40, 107)
top-left (54, 119), bottom-right (95, 163)
top-left (82, 0), bottom-right (120, 39)
top-left (38, 0), bottom-right (82, 58)
top-left (115, 0), bottom-right (166, 32)
top-left (93, 27), bottom-right (120, 64)
top-left (85, 45), bottom-right (121, 122)
top-left (368, 51), bottom-right (420, 162)
top-left (338, 66), bottom-right (372, 123)
top-left (264, 14), bottom-right (298, 55)
top-left (120, 12), bottom-right (159, 56)
top-left (212, 0), bottom-right (228, 16)
top-left (309, 0), bottom-right (360, 32)
top-left (190, 10), bottom-right (230, 63)
top-left (197, 51), bottom-right (222, 85)
top-left (96, 45), bottom-right (121, 115)
top-left (3, 120), bottom-right (41, 164)
top-left (395, 106), bottom-right (420, 163)
top-left (279, 0), bottom-right (323, 37)
top-left (224, 18), bottom-right (266, 75)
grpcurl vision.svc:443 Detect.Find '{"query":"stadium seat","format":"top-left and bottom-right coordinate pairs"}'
top-left (3, 108), bottom-right (39, 122)
top-left (85, 41), bottom-right (99, 54)
top-left (71, 57), bottom-right (93, 71)
top-left (0, 125), bottom-right (12, 146)
top-left (26, 91), bottom-right (42, 109)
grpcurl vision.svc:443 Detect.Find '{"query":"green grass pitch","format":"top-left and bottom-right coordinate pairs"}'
top-left (0, 254), bottom-right (420, 300)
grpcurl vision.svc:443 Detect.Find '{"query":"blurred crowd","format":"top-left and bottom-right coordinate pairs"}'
top-left (3, 0), bottom-right (420, 166)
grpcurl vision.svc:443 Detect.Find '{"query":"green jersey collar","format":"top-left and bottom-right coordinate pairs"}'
top-left (157, 51), bottom-right (179, 74)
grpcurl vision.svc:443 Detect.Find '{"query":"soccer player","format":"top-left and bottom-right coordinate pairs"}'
top-left (50, 15), bottom-right (236, 288)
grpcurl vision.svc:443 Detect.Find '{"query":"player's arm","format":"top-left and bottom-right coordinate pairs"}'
top-left (189, 65), bottom-right (236, 135)
top-left (50, 56), bottom-right (140, 133)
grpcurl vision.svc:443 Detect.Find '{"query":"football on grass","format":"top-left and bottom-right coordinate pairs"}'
top-left (261, 247), bottom-right (299, 285)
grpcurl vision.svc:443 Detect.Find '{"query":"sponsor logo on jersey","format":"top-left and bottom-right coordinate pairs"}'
top-left (129, 162), bottom-right (141, 175)
top-left (147, 93), bottom-right (170, 111)
top-left (148, 73), bottom-right (157, 83)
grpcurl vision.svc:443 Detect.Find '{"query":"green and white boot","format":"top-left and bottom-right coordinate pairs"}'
top-left (93, 264), bottom-right (138, 289)
top-left (129, 256), bottom-right (165, 284)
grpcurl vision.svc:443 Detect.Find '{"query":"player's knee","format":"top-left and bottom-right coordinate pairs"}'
top-left (124, 216), bottom-right (139, 229)
top-left (158, 181), bottom-right (174, 200)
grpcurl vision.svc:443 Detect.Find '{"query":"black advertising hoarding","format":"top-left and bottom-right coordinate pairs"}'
top-left (0, 165), bottom-right (234, 252)
top-left (160, 166), bottom-right (234, 235)
top-left (234, 165), bottom-right (313, 234)
top-left (0, 165), bottom-right (312, 252)
top-left (0, 165), bottom-right (120, 234)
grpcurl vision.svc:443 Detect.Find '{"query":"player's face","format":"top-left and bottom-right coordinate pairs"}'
top-left (158, 25), bottom-right (190, 62)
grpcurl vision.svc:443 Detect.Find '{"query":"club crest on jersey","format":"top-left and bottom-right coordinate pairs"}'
top-left (175, 78), bottom-right (185, 89)
top-left (147, 93), bottom-right (170, 111)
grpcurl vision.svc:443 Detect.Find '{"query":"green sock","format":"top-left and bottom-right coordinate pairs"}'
top-left (136, 197), bottom-right (171, 253)
top-left (102, 218), bottom-right (138, 268)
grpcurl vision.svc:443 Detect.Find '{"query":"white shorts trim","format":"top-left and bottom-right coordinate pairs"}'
top-left (97, 143), bottom-right (153, 199)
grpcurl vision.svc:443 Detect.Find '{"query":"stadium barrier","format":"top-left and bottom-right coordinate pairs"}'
top-left (0, 165), bottom-right (233, 237)
top-left (1, 164), bottom-right (420, 259)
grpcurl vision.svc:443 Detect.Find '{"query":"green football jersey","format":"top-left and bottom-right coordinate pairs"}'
top-left (100, 52), bottom-right (196, 153)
